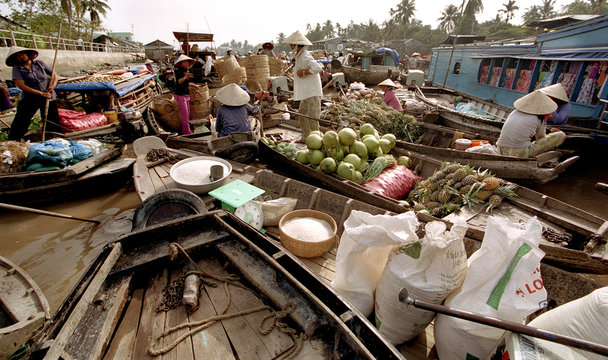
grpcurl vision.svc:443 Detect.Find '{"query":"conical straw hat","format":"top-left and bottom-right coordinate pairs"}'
top-left (539, 83), bottom-right (569, 102)
top-left (5, 46), bottom-right (38, 67)
top-left (378, 78), bottom-right (397, 88)
top-left (215, 83), bottom-right (250, 106)
top-left (174, 54), bottom-right (194, 66)
top-left (283, 31), bottom-right (312, 46)
top-left (513, 90), bottom-right (557, 115)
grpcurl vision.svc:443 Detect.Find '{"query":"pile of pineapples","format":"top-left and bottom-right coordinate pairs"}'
top-left (407, 162), bottom-right (517, 218)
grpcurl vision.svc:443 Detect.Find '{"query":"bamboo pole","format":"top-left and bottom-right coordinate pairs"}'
top-left (41, 23), bottom-right (62, 141)
top-left (0, 202), bottom-right (100, 224)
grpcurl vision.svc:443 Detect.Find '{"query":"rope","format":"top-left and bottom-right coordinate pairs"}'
top-left (148, 243), bottom-right (303, 358)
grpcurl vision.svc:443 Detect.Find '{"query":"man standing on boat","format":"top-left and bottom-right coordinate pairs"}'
top-left (378, 78), bottom-right (403, 111)
top-left (6, 46), bottom-right (61, 140)
top-left (283, 31), bottom-right (323, 141)
top-left (496, 90), bottom-right (566, 158)
top-left (539, 83), bottom-right (572, 126)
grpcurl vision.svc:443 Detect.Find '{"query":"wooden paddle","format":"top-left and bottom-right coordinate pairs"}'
top-left (42, 23), bottom-right (62, 141)
top-left (0, 202), bottom-right (100, 224)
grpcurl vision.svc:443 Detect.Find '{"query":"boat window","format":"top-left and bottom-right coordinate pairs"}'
top-left (488, 58), bottom-right (505, 86)
top-left (453, 61), bottom-right (461, 75)
top-left (478, 59), bottom-right (491, 83)
top-left (514, 59), bottom-right (536, 92)
top-left (572, 61), bottom-right (606, 105)
top-left (500, 58), bottom-right (518, 89)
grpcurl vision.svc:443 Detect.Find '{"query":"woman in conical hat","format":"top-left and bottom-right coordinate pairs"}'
top-left (173, 54), bottom-right (195, 134)
top-left (214, 83), bottom-right (259, 137)
top-left (378, 78), bottom-right (403, 111)
top-left (5, 46), bottom-right (61, 140)
top-left (539, 83), bottom-right (571, 126)
top-left (283, 30), bottom-right (323, 141)
top-left (496, 90), bottom-right (565, 158)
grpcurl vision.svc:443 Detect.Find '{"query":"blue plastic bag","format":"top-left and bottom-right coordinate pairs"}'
top-left (69, 139), bottom-right (93, 163)
top-left (26, 141), bottom-right (73, 169)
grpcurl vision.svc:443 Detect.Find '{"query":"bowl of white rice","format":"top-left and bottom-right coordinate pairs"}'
top-left (279, 209), bottom-right (337, 258)
top-left (169, 156), bottom-right (232, 194)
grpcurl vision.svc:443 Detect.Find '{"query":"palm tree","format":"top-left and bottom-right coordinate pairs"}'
top-left (539, 0), bottom-right (556, 19)
top-left (389, 0), bottom-right (416, 39)
top-left (81, 0), bottom-right (110, 41)
top-left (60, 0), bottom-right (74, 38)
top-left (499, 0), bottom-right (519, 23)
top-left (458, 0), bottom-right (484, 35)
top-left (360, 19), bottom-right (382, 42)
top-left (438, 4), bottom-right (460, 34)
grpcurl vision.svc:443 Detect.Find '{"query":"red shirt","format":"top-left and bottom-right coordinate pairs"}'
top-left (383, 89), bottom-right (403, 111)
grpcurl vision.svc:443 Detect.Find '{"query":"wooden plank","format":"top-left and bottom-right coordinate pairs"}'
top-left (134, 158), bottom-right (157, 201)
top-left (189, 259), bottom-right (236, 360)
top-left (102, 287), bottom-right (144, 360)
top-left (63, 275), bottom-right (131, 360)
top-left (44, 243), bottom-right (123, 360)
top-left (202, 258), bottom-right (293, 360)
top-left (133, 269), bottom-right (169, 360)
top-left (161, 269), bottom-right (194, 360)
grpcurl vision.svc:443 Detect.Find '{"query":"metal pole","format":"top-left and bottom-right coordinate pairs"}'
top-left (398, 288), bottom-right (608, 356)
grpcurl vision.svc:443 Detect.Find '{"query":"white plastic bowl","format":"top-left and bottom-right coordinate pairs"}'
top-left (169, 156), bottom-right (232, 194)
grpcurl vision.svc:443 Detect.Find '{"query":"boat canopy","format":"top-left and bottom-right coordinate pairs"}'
top-left (375, 48), bottom-right (400, 66)
top-left (173, 32), bottom-right (214, 43)
top-left (439, 35), bottom-right (486, 45)
top-left (56, 74), bottom-right (156, 97)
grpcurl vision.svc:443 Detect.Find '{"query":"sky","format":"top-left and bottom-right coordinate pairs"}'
top-left (102, 0), bottom-right (575, 48)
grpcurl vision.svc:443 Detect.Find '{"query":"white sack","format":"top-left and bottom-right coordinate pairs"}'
top-left (375, 220), bottom-right (468, 344)
top-left (332, 210), bottom-right (419, 316)
top-left (434, 216), bottom-right (547, 360)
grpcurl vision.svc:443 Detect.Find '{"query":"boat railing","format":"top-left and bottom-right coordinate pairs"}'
top-left (0, 29), bottom-right (142, 53)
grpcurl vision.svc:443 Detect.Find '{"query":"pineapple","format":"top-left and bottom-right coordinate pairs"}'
top-left (446, 173), bottom-right (457, 181)
top-left (462, 174), bottom-right (477, 186)
top-left (430, 170), bottom-right (446, 182)
top-left (475, 189), bottom-right (494, 201)
top-left (413, 202), bottom-right (427, 212)
top-left (459, 184), bottom-right (472, 194)
top-left (438, 189), bottom-right (452, 203)
top-left (453, 181), bottom-right (463, 190)
top-left (487, 194), bottom-right (503, 211)
top-left (453, 168), bottom-right (467, 181)
top-left (429, 190), bottom-right (439, 202)
top-left (482, 177), bottom-right (501, 191)
top-left (445, 163), bottom-right (461, 173)
top-left (426, 201), bottom-right (441, 210)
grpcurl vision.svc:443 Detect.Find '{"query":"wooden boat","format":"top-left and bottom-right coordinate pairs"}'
top-left (258, 122), bottom-right (608, 274)
top-left (400, 122), bottom-right (579, 185)
top-left (0, 144), bottom-right (134, 206)
top-left (415, 87), bottom-right (608, 145)
top-left (1, 256), bottom-right (50, 360)
top-left (31, 210), bottom-right (405, 360)
top-left (341, 65), bottom-right (400, 86)
top-left (145, 106), bottom-right (262, 164)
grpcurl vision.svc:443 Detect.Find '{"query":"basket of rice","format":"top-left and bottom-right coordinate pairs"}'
top-left (279, 209), bottom-right (337, 258)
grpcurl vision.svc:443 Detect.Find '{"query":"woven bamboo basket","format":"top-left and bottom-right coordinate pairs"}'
top-left (238, 67), bottom-right (247, 81)
top-left (253, 55), bottom-right (268, 66)
top-left (189, 84), bottom-right (209, 101)
top-left (279, 209), bottom-right (337, 258)
top-left (222, 73), bottom-right (243, 86)
top-left (150, 94), bottom-right (182, 131)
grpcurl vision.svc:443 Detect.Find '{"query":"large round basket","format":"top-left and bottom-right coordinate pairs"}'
top-left (169, 156), bottom-right (232, 194)
top-left (279, 209), bottom-right (337, 258)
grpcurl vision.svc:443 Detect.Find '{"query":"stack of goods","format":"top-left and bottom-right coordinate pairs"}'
top-left (268, 57), bottom-right (286, 76)
top-left (322, 99), bottom-right (423, 142)
top-left (514, 69), bottom-right (531, 92)
top-left (150, 93), bottom-right (182, 131)
top-left (214, 56), bottom-right (246, 85)
top-left (479, 65), bottom-right (489, 83)
top-left (343, 82), bottom-right (379, 101)
top-left (58, 108), bottom-right (108, 132)
top-left (489, 66), bottom-right (502, 86)
top-left (61, 75), bottom-right (124, 84)
top-left (407, 162), bottom-right (517, 218)
top-left (189, 83), bottom-right (210, 119)
top-left (252, 55), bottom-right (270, 90)
top-left (0, 141), bottom-right (28, 174)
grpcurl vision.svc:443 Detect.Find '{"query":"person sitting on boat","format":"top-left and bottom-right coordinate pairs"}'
top-left (283, 30), bottom-right (323, 141)
top-left (214, 83), bottom-right (259, 137)
top-left (496, 90), bottom-right (566, 158)
top-left (173, 54), bottom-right (195, 135)
top-left (6, 46), bottom-right (61, 140)
top-left (378, 78), bottom-right (403, 111)
top-left (539, 83), bottom-right (572, 126)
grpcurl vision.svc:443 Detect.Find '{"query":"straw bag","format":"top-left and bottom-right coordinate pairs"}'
top-left (150, 94), bottom-right (182, 131)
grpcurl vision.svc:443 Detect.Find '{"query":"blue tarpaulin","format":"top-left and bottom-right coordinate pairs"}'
top-left (55, 74), bottom-right (156, 97)
top-left (375, 48), bottom-right (400, 66)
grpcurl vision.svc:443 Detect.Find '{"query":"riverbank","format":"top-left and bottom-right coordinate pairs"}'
top-left (0, 48), bottom-right (144, 80)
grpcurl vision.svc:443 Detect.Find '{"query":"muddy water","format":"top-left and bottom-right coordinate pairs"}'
top-left (1, 188), bottom-right (140, 313)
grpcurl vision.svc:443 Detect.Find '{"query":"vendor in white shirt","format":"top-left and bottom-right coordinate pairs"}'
top-left (283, 30), bottom-right (323, 141)
top-left (496, 90), bottom-right (566, 158)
